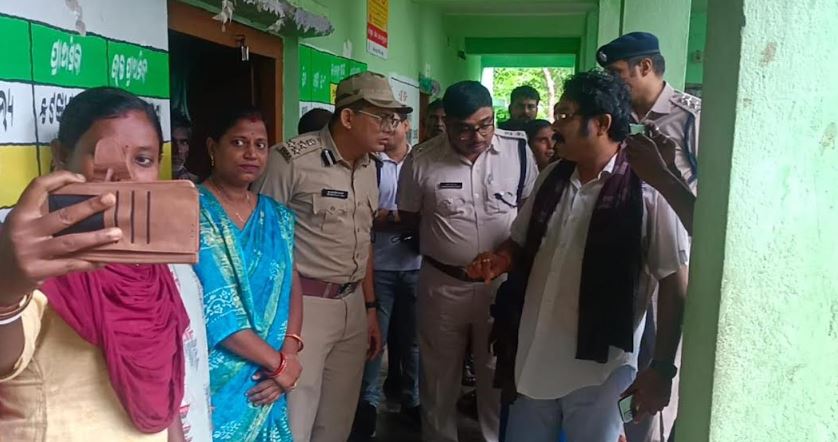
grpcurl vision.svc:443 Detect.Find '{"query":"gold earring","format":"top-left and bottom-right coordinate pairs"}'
top-left (210, 155), bottom-right (215, 167)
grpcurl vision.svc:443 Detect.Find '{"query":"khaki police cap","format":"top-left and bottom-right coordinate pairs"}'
top-left (335, 71), bottom-right (413, 114)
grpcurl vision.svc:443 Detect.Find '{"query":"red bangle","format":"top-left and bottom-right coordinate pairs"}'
top-left (267, 353), bottom-right (287, 379)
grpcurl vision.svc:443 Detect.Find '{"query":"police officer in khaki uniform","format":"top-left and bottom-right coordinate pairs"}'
top-left (398, 81), bottom-right (538, 442)
top-left (255, 71), bottom-right (412, 442)
top-left (597, 32), bottom-right (699, 442)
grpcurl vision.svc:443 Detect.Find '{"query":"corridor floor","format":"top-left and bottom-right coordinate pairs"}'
top-left (373, 387), bottom-right (484, 442)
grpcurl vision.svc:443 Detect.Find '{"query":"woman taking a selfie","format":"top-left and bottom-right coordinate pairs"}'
top-left (0, 87), bottom-right (211, 441)
top-left (192, 107), bottom-right (303, 442)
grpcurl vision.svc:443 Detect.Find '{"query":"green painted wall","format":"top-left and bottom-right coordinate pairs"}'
top-left (414, 5), bottom-right (475, 91)
top-left (443, 14), bottom-right (587, 39)
top-left (597, 0), bottom-right (622, 47)
top-left (581, 10), bottom-right (599, 70)
top-left (444, 12), bottom-right (586, 77)
top-left (621, 0), bottom-right (691, 89)
top-left (678, 0), bottom-right (838, 439)
top-left (282, 36), bottom-right (301, 139)
top-left (686, 12), bottom-right (707, 85)
top-left (281, 0), bottom-right (472, 137)
top-left (481, 54), bottom-right (576, 69)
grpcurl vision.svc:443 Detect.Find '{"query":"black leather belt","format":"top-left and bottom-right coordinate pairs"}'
top-left (423, 255), bottom-right (482, 283)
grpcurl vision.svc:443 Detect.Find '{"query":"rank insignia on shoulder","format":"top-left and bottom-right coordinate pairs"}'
top-left (278, 135), bottom-right (321, 162)
top-left (278, 146), bottom-right (292, 161)
top-left (671, 92), bottom-right (702, 114)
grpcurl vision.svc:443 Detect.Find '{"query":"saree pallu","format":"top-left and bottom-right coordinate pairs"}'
top-left (194, 186), bottom-right (295, 442)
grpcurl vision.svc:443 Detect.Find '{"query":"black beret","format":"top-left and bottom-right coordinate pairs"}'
top-left (596, 32), bottom-right (660, 67)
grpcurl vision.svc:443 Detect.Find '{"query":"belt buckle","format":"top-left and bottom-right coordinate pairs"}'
top-left (337, 283), bottom-right (353, 297)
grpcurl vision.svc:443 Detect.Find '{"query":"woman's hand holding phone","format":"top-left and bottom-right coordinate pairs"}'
top-left (0, 171), bottom-right (121, 303)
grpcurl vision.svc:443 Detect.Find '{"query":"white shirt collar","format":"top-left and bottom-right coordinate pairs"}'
top-left (378, 144), bottom-right (411, 164)
top-left (570, 153), bottom-right (618, 185)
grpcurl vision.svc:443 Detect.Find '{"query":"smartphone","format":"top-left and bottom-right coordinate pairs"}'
top-left (44, 181), bottom-right (200, 264)
top-left (629, 123), bottom-right (647, 136)
top-left (618, 394), bottom-right (635, 423)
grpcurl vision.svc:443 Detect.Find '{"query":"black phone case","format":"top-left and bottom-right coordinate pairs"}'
top-left (48, 194), bottom-right (105, 236)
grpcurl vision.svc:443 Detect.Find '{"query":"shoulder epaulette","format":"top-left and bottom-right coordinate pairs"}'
top-left (670, 91), bottom-right (702, 114)
top-left (411, 137), bottom-right (442, 157)
top-left (275, 134), bottom-right (322, 162)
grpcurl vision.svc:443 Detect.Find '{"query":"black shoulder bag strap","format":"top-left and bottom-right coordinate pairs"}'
top-left (516, 138), bottom-right (527, 205)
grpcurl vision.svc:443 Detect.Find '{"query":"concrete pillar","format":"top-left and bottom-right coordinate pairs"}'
top-left (621, 0), bottom-right (691, 90)
top-left (678, 0), bottom-right (838, 440)
top-left (597, 0), bottom-right (621, 48)
top-left (580, 10), bottom-right (599, 70)
top-left (596, 0), bottom-right (691, 89)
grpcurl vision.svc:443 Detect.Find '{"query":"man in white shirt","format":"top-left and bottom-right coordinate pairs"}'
top-left (468, 70), bottom-right (689, 442)
top-left (398, 81), bottom-right (538, 442)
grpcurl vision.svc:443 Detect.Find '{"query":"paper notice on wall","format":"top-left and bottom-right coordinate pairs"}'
top-left (366, 0), bottom-right (388, 59)
top-left (388, 74), bottom-right (420, 146)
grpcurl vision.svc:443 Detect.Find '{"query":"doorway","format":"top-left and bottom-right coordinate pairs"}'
top-left (167, 1), bottom-right (283, 177)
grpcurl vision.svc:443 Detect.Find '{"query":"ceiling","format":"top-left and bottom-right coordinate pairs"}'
top-left (411, 0), bottom-right (597, 15)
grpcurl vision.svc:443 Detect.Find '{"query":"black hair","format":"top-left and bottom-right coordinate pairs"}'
top-left (628, 53), bottom-right (666, 76)
top-left (298, 108), bottom-right (333, 134)
top-left (207, 106), bottom-right (264, 141)
top-left (510, 85), bottom-right (540, 104)
top-left (58, 87), bottom-right (162, 151)
top-left (443, 81), bottom-right (493, 120)
top-left (524, 119), bottom-right (552, 143)
top-left (171, 111), bottom-right (191, 131)
top-left (427, 99), bottom-right (444, 113)
top-left (562, 70), bottom-right (631, 142)
top-left (499, 119), bottom-right (527, 132)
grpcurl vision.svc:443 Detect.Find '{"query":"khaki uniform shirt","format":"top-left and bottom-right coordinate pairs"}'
top-left (398, 129), bottom-right (538, 267)
top-left (255, 126), bottom-right (379, 284)
top-left (633, 82), bottom-right (701, 194)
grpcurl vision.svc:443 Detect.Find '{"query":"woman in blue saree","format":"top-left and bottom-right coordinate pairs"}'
top-left (193, 107), bottom-right (303, 442)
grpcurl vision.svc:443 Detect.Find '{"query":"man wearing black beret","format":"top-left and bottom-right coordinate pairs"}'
top-left (598, 32), bottom-right (698, 442)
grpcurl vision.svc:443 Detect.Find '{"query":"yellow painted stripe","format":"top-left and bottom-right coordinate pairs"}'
top-left (160, 142), bottom-right (172, 180)
top-left (39, 146), bottom-right (53, 175)
top-left (0, 145), bottom-right (41, 207)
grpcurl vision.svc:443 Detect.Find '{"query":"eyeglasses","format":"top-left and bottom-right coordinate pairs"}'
top-left (356, 110), bottom-right (403, 132)
top-left (452, 121), bottom-right (495, 140)
top-left (554, 111), bottom-right (579, 122)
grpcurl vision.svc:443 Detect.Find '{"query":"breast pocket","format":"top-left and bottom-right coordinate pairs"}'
top-left (311, 194), bottom-right (351, 232)
top-left (434, 188), bottom-right (467, 218)
top-left (486, 180), bottom-right (518, 214)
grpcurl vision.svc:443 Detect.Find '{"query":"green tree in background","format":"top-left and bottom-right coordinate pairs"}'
top-left (491, 67), bottom-right (575, 122)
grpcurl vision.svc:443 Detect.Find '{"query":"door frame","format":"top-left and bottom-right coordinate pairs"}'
top-left (168, 1), bottom-right (284, 142)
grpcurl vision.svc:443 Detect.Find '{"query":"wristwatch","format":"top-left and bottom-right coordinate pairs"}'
top-left (650, 360), bottom-right (678, 379)
top-left (365, 300), bottom-right (379, 310)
